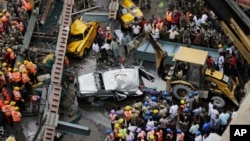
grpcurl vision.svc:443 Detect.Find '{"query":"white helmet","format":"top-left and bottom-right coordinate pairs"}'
top-left (106, 26), bottom-right (110, 30)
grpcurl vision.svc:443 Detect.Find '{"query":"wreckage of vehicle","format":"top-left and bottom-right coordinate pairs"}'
top-left (74, 66), bottom-right (155, 102)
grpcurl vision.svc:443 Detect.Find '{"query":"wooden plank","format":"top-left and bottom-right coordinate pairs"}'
top-left (40, 0), bottom-right (54, 24)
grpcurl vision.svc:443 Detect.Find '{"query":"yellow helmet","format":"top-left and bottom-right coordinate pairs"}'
top-left (0, 13), bottom-right (3, 17)
top-left (153, 109), bottom-right (159, 114)
top-left (14, 87), bottom-right (20, 91)
top-left (0, 71), bottom-right (3, 75)
top-left (149, 135), bottom-right (155, 140)
top-left (14, 106), bottom-right (19, 111)
top-left (114, 123), bottom-right (120, 129)
top-left (22, 69), bottom-right (27, 73)
top-left (6, 136), bottom-right (15, 141)
top-left (2, 62), bottom-right (7, 67)
top-left (125, 106), bottom-right (131, 111)
top-left (17, 62), bottom-right (21, 66)
top-left (180, 100), bottom-right (185, 104)
top-left (218, 44), bottom-right (223, 48)
top-left (24, 60), bottom-right (29, 65)
top-left (10, 101), bottom-right (16, 106)
top-left (13, 68), bottom-right (18, 72)
top-left (4, 101), bottom-right (9, 105)
top-left (118, 118), bottom-right (124, 124)
top-left (7, 68), bottom-right (12, 72)
top-left (7, 48), bottom-right (12, 52)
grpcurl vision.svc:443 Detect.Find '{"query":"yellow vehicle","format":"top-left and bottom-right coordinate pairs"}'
top-left (66, 19), bottom-right (100, 57)
top-left (119, 0), bottom-right (143, 28)
top-left (149, 34), bottom-right (239, 108)
top-left (168, 47), bottom-right (239, 108)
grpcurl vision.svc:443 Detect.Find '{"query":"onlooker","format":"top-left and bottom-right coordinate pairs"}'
top-left (167, 27), bottom-right (179, 42)
top-left (110, 38), bottom-right (120, 63)
top-left (219, 109), bottom-right (230, 134)
top-left (132, 23), bottom-right (141, 38)
top-left (121, 33), bottom-right (131, 54)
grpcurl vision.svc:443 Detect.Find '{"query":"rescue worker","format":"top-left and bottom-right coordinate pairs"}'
top-left (150, 86), bottom-right (159, 97)
top-left (165, 9), bottom-right (172, 26)
top-left (142, 101), bottom-right (150, 116)
top-left (176, 129), bottom-right (185, 141)
top-left (2, 101), bottom-right (13, 126)
top-left (13, 87), bottom-right (25, 111)
top-left (124, 105), bottom-right (132, 127)
top-left (130, 109), bottom-right (139, 125)
top-left (105, 129), bottom-right (115, 141)
top-left (149, 96), bottom-right (159, 109)
top-left (11, 106), bottom-right (22, 127)
top-left (109, 109), bottom-right (117, 131)
top-left (149, 134), bottom-right (156, 141)
top-left (2, 86), bottom-right (11, 102)
top-left (7, 68), bottom-right (13, 83)
top-left (12, 67), bottom-right (22, 86)
top-left (113, 123), bottom-right (121, 140)
top-left (5, 48), bottom-right (16, 67)
top-left (21, 69), bottom-right (32, 92)
top-left (22, 0), bottom-right (32, 17)
top-left (152, 109), bottom-right (161, 122)
top-left (26, 61), bottom-right (38, 84)
top-left (2, 62), bottom-right (8, 72)
top-left (179, 100), bottom-right (186, 113)
top-left (155, 127), bottom-right (163, 141)
top-left (161, 91), bottom-right (172, 108)
top-left (186, 93), bottom-right (194, 110)
top-left (17, 61), bottom-right (25, 73)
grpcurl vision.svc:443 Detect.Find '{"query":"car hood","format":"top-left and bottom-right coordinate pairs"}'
top-left (78, 73), bottom-right (98, 93)
top-left (102, 68), bottom-right (140, 92)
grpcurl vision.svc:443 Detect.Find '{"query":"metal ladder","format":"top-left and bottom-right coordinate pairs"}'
top-left (43, 0), bottom-right (74, 140)
top-left (108, 0), bottom-right (119, 20)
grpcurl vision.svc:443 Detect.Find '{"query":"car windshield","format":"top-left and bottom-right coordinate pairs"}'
top-left (186, 63), bottom-right (201, 87)
top-left (122, 8), bottom-right (128, 14)
top-left (69, 34), bottom-right (82, 42)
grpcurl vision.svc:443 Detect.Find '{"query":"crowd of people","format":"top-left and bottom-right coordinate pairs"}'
top-left (0, 0), bottom-right (42, 140)
top-left (104, 88), bottom-right (237, 141)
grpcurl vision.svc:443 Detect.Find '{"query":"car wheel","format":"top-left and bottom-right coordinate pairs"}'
top-left (211, 96), bottom-right (225, 108)
top-left (172, 84), bottom-right (192, 100)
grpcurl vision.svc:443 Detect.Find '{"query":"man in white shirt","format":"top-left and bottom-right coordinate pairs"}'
top-left (219, 109), bottom-right (230, 133)
top-left (194, 131), bottom-right (202, 141)
top-left (210, 105), bottom-right (219, 126)
top-left (167, 28), bottom-right (179, 41)
top-left (189, 121), bottom-right (200, 135)
top-left (144, 22), bottom-right (152, 39)
top-left (200, 13), bottom-right (208, 24)
top-left (132, 23), bottom-right (141, 38)
top-left (218, 52), bottom-right (224, 73)
top-left (169, 102), bottom-right (178, 119)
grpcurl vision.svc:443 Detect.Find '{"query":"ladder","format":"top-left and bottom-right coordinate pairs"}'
top-left (43, 0), bottom-right (74, 140)
top-left (108, 0), bottom-right (119, 20)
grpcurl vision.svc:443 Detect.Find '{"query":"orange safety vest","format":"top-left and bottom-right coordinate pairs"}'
top-left (177, 133), bottom-right (184, 141)
top-left (12, 111), bottom-right (21, 122)
top-left (22, 0), bottom-right (31, 11)
top-left (166, 11), bottom-right (172, 22)
top-left (156, 130), bottom-right (163, 141)
top-left (13, 90), bottom-right (21, 101)
top-left (109, 114), bottom-right (116, 122)
top-left (19, 64), bottom-right (26, 72)
top-left (124, 111), bottom-right (131, 121)
top-left (13, 72), bottom-right (22, 82)
top-left (7, 72), bottom-right (13, 82)
top-left (22, 73), bottom-right (30, 83)
top-left (157, 22), bottom-right (163, 31)
top-left (179, 104), bottom-right (186, 112)
top-left (2, 87), bottom-right (11, 101)
top-left (29, 63), bottom-right (37, 74)
top-left (2, 105), bottom-right (11, 116)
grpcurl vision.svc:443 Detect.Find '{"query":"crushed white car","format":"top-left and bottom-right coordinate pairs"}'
top-left (75, 66), bottom-right (155, 102)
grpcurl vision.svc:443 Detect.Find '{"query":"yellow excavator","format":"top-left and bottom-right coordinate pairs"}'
top-left (149, 32), bottom-right (239, 108)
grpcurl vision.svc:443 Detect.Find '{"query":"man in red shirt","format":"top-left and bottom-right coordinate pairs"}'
top-left (206, 55), bottom-right (214, 69)
top-left (228, 53), bottom-right (237, 77)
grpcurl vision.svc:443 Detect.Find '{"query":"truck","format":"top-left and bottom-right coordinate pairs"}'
top-left (149, 33), bottom-right (239, 108)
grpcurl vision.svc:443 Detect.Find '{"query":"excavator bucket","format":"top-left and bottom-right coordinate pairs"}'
top-left (149, 33), bottom-right (168, 78)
